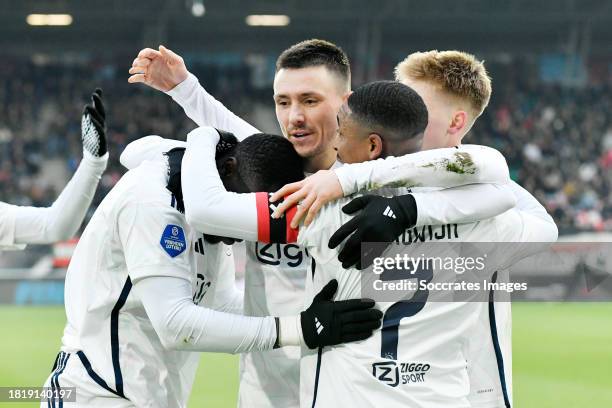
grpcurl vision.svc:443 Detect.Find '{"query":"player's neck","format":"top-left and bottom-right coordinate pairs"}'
top-left (304, 149), bottom-right (337, 173)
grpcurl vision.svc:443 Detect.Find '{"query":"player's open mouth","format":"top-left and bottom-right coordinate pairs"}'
top-left (290, 131), bottom-right (312, 139)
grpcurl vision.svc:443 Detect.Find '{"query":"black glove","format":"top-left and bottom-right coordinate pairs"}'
top-left (300, 279), bottom-right (382, 349)
top-left (81, 88), bottom-right (107, 157)
top-left (328, 194), bottom-right (417, 270)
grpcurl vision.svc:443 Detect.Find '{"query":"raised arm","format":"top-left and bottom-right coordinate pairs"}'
top-left (182, 127), bottom-right (304, 244)
top-left (4, 89), bottom-right (108, 246)
top-left (167, 73), bottom-right (260, 139)
top-left (11, 153), bottom-right (107, 245)
top-left (128, 46), bottom-right (259, 140)
top-left (181, 127), bottom-right (260, 241)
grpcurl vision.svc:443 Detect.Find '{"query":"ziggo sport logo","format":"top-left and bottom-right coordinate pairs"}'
top-left (372, 361), bottom-right (430, 387)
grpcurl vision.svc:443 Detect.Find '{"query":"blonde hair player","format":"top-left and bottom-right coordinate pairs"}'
top-left (394, 50), bottom-right (492, 150)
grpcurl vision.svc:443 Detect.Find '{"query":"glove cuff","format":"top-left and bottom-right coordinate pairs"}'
top-left (82, 150), bottom-right (109, 168)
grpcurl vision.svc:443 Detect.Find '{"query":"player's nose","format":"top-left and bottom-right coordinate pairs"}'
top-left (288, 104), bottom-right (305, 125)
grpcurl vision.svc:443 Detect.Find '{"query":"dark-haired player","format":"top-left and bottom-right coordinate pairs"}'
top-left (126, 81), bottom-right (555, 406)
top-left (127, 40), bottom-right (353, 408)
top-left (40, 130), bottom-right (381, 408)
top-left (1, 89), bottom-right (107, 250)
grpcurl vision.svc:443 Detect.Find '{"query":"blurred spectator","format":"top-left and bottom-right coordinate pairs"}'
top-left (471, 80), bottom-right (611, 234)
top-left (1, 55), bottom-right (610, 235)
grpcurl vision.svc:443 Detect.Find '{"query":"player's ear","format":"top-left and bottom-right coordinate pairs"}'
top-left (448, 110), bottom-right (467, 135)
top-left (342, 90), bottom-right (352, 103)
top-left (367, 133), bottom-right (383, 160)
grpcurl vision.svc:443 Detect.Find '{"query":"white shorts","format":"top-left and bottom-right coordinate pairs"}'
top-left (40, 352), bottom-right (134, 408)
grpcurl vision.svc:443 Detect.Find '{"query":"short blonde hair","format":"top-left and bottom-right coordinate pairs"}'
top-left (395, 50), bottom-right (492, 117)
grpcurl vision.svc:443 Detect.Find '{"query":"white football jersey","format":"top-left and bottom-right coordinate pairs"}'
top-left (237, 162), bottom-right (344, 408)
top-left (238, 242), bottom-right (308, 407)
top-left (59, 159), bottom-right (236, 407)
top-left (296, 192), bottom-right (551, 408)
top-left (0, 202), bottom-right (26, 251)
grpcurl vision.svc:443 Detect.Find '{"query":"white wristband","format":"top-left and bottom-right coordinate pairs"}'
top-left (278, 315), bottom-right (304, 347)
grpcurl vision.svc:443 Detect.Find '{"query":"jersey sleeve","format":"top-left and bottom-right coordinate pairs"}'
top-left (120, 135), bottom-right (186, 170)
top-left (181, 127), bottom-right (300, 243)
top-left (411, 183), bottom-right (517, 227)
top-left (166, 73), bottom-right (260, 140)
top-left (117, 202), bottom-right (191, 282)
top-left (509, 180), bottom-right (557, 226)
top-left (334, 144), bottom-right (510, 196)
top-left (488, 208), bottom-right (559, 271)
top-left (132, 275), bottom-right (277, 353)
top-left (0, 202), bottom-right (26, 250)
top-left (493, 181), bottom-right (558, 268)
top-left (7, 152), bottom-right (107, 245)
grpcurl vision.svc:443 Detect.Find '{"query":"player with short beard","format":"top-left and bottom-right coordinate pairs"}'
top-left (128, 40), bottom-right (351, 407)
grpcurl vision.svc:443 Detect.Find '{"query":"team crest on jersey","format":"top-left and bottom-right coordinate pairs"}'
top-left (160, 224), bottom-right (186, 257)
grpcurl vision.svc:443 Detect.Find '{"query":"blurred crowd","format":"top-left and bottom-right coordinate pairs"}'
top-left (1, 56), bottom-right (610, 235)
top-left (472, 81), bottom-right (612, 233)
top-left (0, 57), bottom-right (260, 213)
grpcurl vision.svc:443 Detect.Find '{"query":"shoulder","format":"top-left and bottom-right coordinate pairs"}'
top-left (118, 160), bottom-right (174, 207)
top-left (0, 201), bottom-right (18, 215)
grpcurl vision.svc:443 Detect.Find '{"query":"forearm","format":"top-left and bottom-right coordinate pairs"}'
top-left (211, 285), bottom-right (244, 315)
top-left (167, 73), bottom-right (260, 140)
top-left (509, 180), bottom-right (556, 222)
top-left (134, 276), bottom-right (277, 353)
top-left (182, 128), bottom-right (259, 241)
top-left (412, 183), bottom-right (517, 227)
top-left (13, 151), bottom-right (108, 244)
top-left (335, 144), bottom-right (510, 196)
